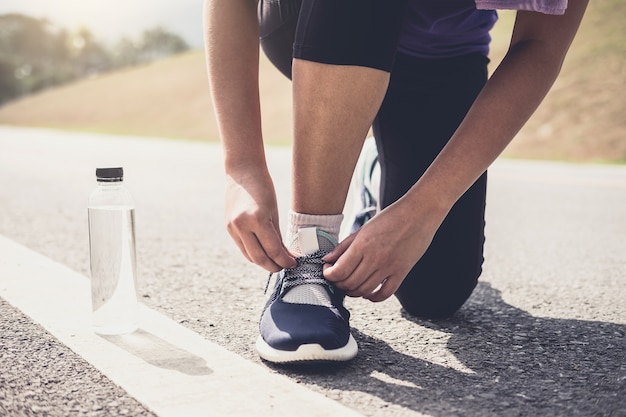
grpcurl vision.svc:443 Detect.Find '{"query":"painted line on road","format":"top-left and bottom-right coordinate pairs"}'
top-left (0, 235), bottom-right (363, 417)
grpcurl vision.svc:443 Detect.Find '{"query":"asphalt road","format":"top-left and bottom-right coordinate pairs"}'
top-left (0, 126), bottom-right (624, 417)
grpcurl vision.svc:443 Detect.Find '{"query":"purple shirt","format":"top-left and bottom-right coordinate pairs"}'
top-left (397, 0), bottom-right (498, 59)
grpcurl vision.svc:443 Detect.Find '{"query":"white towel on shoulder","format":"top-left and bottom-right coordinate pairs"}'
top-left (475, 0), bottom-right (568, 15)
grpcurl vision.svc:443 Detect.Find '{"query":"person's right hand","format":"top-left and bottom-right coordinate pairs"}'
top-left (224, 170), bottom-right (297, 272)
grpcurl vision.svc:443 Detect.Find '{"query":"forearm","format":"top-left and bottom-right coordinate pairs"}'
top-left (203, 0), bottom-right (267, 174)
top-left (403, 3), bottom-right (588, 215)
top-left (408, 41), bottom-right (563, 212)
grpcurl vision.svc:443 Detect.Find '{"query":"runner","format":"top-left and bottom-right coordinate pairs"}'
top-left (203, 0), bottom-right (588, 363)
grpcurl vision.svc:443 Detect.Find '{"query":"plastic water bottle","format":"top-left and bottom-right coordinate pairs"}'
top-left (88, 167), bottom-right (139, 335)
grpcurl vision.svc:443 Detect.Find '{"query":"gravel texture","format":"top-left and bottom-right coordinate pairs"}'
top-left (0, 299), bottom-right (155, 417)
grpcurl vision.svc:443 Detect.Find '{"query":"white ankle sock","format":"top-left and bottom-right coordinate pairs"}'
top-left (286, 211), bottom-right (343, 253)
top-left (282, 212), bottom-right (343, 306)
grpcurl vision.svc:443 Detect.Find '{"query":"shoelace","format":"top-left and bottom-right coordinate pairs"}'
top-left (264, 249), bottom-right (330, 295)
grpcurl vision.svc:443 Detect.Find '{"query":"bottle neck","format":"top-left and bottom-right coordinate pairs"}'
top-left (97, 180), bottom-right (124, 187)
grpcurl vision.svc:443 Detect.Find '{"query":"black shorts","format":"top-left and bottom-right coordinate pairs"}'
top-left (259, 0), bottom-right (409, 78)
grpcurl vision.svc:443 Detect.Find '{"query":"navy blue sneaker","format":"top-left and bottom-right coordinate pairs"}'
top-left (347, 137), bottom-right (380, 235)
top-left (256, 228), bottom-right (358, 363)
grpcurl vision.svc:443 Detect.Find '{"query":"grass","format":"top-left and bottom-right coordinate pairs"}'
top-left (0, 51), bottom-right (294, 144)
top-left (491, 3), bottom-right (626, 163)
top-left (0, 0), bottom-right (623, 163)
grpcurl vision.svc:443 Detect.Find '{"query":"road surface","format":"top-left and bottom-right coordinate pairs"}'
top-left (0, 126), bottom-right (624, 417)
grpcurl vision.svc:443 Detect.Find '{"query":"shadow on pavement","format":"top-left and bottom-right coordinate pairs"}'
top-left (101, 329), bottom-right (213, 376)
top-left (268, 282), bottom-right (625, 417)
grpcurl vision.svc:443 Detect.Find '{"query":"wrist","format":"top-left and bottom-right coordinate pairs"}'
top-left (397, 180), bottom-right (454, 228)
top-left (223, 141), bottom-right (268, 178)
top-left (225, 156), bottom-right (267, 177)
top-left (225, 157), bottom-right (272, 186)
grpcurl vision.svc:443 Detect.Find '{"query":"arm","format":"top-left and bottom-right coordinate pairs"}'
top-left (324, 1), bottom-right (589, 301)
top-left (204, 0), bottom-right (296, 271)
top-left (410, 1), bottom-right (590, 214)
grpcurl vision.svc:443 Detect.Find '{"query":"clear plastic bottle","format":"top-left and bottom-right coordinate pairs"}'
top-left (88, 167), bottom-right (138, 335)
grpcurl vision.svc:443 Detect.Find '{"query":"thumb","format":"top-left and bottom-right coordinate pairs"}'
top-left (323, 232), bottom-right (357, 263)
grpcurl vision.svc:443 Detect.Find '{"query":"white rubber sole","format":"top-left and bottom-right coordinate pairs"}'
top-left (256, 334), bottom-right (358, 364)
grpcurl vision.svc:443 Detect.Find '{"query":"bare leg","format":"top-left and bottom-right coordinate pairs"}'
top-left (291, 58), bottom-right (389, 215)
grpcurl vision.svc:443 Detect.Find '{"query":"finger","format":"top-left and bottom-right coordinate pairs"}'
top-left (241, 232), bottom-right (284, 272)
top-left (348, 271), bottom-right (390, 299)
top-left (226, 224), bottom-right (255, 262)
top-left (323, 248), bottom-right (363, 284)
top-left (337, 260), bottom-right (377, 295)
top-left (322, 232), bottom-right (357, 263)
top-left (231, 235), bottom-right (253, 263)
top-left (365, 276), bottom-right (400, 302)
top-left (254, 224), bottom-right (297, 269)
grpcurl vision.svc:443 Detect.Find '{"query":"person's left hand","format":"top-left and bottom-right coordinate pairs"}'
top-left (323, 199), bottom-right (445, 302)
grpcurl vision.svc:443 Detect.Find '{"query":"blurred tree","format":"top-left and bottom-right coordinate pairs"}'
top-left (0, 14), bottom-right (104, 103)
top-left (69, 27), bottom-right (112, 76)
top-left (0, 14), bottom-right (55, 102)
top-left (0, 14), bottom-right (189, 105)
top-left (138, 26), bottom-right (189, 62)
top-left (0, 58), bottom-right (18, 103)
top-left (110, 27), bottom-right (189, 68)
top-left (111, 37), bottom-right (142, 68)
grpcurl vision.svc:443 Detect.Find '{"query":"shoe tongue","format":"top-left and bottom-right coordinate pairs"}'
top-left (297, 227), bottom-right (320, 255)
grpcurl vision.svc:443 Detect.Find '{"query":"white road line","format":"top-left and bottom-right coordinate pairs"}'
top-left (0, 235), bottom-right (364, 417)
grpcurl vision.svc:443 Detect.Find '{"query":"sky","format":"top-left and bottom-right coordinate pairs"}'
top-left (0, 0), bottom-right (206, 48)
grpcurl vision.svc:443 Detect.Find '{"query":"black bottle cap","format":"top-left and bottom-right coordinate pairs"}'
top-left (96, 167), bottom-right (124, 182)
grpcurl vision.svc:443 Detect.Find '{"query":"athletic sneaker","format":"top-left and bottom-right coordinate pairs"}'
top-left (348, 136), bottom-right (380, 235)
top-left (256, 228), bottom-right (358, 363)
